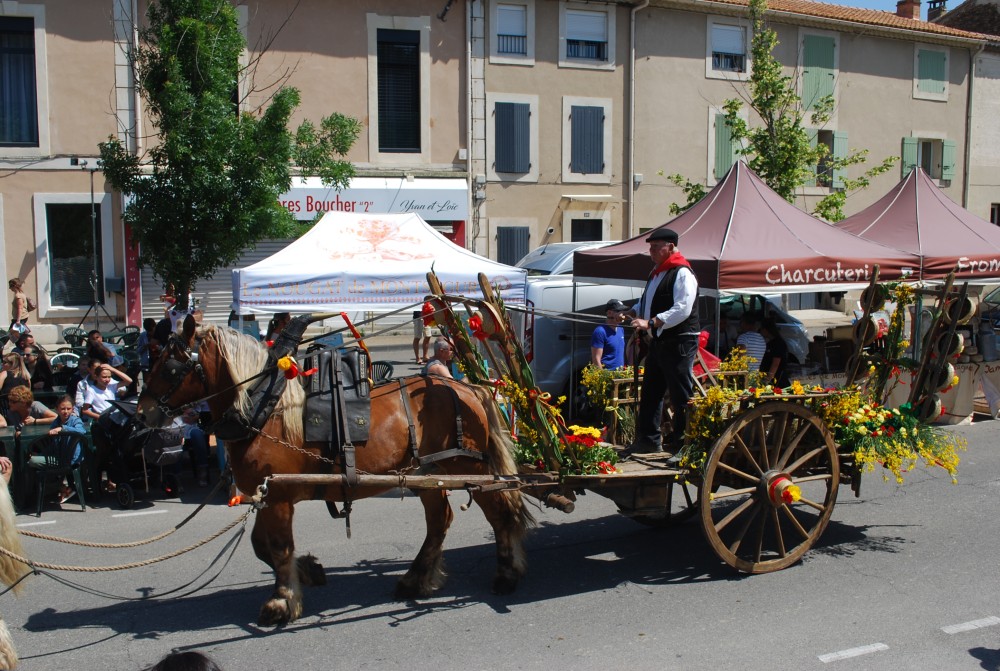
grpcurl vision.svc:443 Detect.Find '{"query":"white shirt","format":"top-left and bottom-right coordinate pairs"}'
top-left (640, 266), bottom-right (698, 337)
top-left (83, 380), bottom-right (120, 416)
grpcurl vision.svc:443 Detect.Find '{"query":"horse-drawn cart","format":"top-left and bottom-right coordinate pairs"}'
top-left (121, 269), bottom-right (964, 625)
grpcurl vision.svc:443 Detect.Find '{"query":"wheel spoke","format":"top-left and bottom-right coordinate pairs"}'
top-left (769, 412), bottom-right (790, 471)
top-left (770, 508), bottom-right (786, 557)
top-left (755, 416), bottom-right (771, 470)
top-left (775, 422), bottom-right (813, 470)
top-left (780, 504), bottom-right (811, 540)
top-left (733, 432), bottom-right (764, 475)
top-left (711, 485), bottom-right (757, 500)
top-left (785, 445), bottom-right (827, 475)
top-left (727, 502), bottom-right (761, 555)
top-left (717, 460), bottom-right (761, 485)
top-left (753, 510), bottom-right (766, 563)
top-left (796, 496), bottom-right (828, 513)
top-left (791, 473), bottom-right (833, 484)
top-left (714, 496), bottom-right (755, 533)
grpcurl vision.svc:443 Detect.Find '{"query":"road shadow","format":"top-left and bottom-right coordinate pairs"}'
top-left (807, 518), bottom-right (913, 559)
top-left (970, 647), bottom-right (1000, 671)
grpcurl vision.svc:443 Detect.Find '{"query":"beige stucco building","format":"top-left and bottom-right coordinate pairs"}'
top-left (0, 0), bottom-right (991, 335)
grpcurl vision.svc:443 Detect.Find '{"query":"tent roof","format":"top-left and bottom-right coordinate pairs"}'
top-left (575, 162), bottom-right (920, 293)
top-left (232, 212), bottom-right (526, 314)
top-left (835, 167), bottom-right (1000, 282)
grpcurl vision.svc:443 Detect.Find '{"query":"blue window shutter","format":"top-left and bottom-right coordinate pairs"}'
top-left (901, 137), bottom-right (918, 177)
top-left (918, 50), bottom-right (947, 95)
top-left (802, 35), bottom-right (835, 110)
top-left (714, 113), bottom-right (736, 180)
top-left (571, 105), bottom-right (604, 174)
top-left (495, 102), bottom-right (530, 173)
top-left (496, 226), bottom-right (530, 266)
top-left (941, 139), bottom-right (957, 180)
top-left (832, 131), bottom-right (848, 189)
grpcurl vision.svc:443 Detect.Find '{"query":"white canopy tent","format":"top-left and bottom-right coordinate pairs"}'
top-left (232, 212), bottom-right (527, 315)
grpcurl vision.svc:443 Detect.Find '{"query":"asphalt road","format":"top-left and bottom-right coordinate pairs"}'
top-left (3, 410), bottom-right (1000, 671)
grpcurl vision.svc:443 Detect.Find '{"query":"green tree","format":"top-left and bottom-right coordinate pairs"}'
top-left (99, 0), bottom-right (361, 308)
top-left (667, 0), bottom-right (895, 220)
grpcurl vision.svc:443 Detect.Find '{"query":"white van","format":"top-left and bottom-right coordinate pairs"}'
top-left (513, 276), bottom-right (643, 397)
top-left (515, 241), bottom-right (614, 276)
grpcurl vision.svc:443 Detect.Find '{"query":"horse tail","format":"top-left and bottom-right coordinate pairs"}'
top-left (0, 483), bottom-right (29, 594)
top-left (471, 385), bottom-right (535, 532)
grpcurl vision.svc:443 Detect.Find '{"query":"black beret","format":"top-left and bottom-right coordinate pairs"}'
top-left (646, 228), bottom-right (679, 244)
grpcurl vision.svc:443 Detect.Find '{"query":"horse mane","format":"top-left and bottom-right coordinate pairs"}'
top-left (201, 325), bottom-right (304, 445)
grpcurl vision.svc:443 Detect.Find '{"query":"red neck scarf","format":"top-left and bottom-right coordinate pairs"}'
top-left (649, 251), bottom-right (691, 278)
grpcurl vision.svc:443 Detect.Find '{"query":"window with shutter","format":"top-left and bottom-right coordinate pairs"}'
top-left (497, 226), bottom-right (531, 266)
top-left (566, 9), bottom-right (607, 61)
top-left (802, 34), bottom-right (835, 110)
top-left (940, 139), bottom-right (956, 181)
top-left (571, 106), bottom-right (604, 174)
top-left (376, 29), bottom-right (420, 153)
top-left (0, 16), bottom-right (38, 146)
top-left (495, 102), bottom-right (531, 173)
top-left (901, 137), bottom-right (918, 177)
top-left (497, 4), bottom-right (527, 55)
top-left (714, 113), bottom-right (737, 180)
top-left (831, 131), bottom-right (848, 189)
top-left (913, 46), bottom-right (949, 101)
top-left (711, 24), bottom-right (746, 73)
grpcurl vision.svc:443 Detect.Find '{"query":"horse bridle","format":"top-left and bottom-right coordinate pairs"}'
top-left (152, 333), bottom-right (209, 417)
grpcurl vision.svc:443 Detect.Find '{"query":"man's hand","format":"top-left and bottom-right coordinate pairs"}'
top-left (0, 457), bottom-right (11, 475)
top-left (631, 318), bottom-right (651, 331)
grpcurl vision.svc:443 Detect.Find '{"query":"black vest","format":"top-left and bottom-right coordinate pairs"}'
top-left (648, 266), bottom-right (700, 339)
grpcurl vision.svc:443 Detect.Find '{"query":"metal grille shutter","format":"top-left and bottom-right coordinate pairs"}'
top-left (141, 239), bottom-right (293, 325)
top-left (496, 226), bottom-right (530, 266)
top-left (570, 105), bottom-right (604, 174)
top-left (377, 29), bottom-right (420, 153)
top-left (495, 102), bottom-right (530, 173)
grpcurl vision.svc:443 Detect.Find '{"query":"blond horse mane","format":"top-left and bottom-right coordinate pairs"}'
top-left (202, 325), bottom-right (304, 445)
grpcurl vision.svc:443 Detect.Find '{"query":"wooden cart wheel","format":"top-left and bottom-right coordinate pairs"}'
top-left (699, 401), bottom-right (839, 573)
top-left (630, 478), bottom-right (700, 528)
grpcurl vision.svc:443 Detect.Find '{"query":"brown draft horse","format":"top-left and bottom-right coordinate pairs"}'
top-left (136, 316), bottom-right (532, 626)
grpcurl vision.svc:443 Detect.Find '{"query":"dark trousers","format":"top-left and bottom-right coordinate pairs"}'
top-left (636, 334), bottom-right (699, 448)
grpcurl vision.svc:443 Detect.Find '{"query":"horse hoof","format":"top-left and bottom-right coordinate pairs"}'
top-left (258, 597), bottom-right (301, 626)
top-left (394, 579), bottom-right (431, 600)
top-left (297, 554), bottom-right (327, 587)
top-left (491, 575), bottom-right (519, 595)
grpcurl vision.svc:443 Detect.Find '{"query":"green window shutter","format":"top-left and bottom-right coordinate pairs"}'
top-left (802, 35), bottom-right (835, 110)
top-left (917, 49), bottom-right (947, 95)
top-left (832, 131), bottom-right (848, 189)
top-left (714, 113), bottom-right (736, 180)
top-left (901, 137), bottom-right (918, 177)
top-left (805, 128), bottom-right (818, 187)
top-left (941, 139), bottom-right (957, 180)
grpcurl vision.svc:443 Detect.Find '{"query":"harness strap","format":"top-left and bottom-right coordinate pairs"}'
top-left (397, 380), bottom-right (419, 463)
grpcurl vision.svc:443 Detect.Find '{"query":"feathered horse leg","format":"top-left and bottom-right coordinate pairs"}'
top-left (0, 482), bottom-right (29, 668)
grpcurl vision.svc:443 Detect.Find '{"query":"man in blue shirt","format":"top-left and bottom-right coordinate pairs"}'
top-left (591, 299), bottom-right (627, 370)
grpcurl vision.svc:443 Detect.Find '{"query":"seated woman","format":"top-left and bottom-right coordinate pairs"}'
top-left (21, 345), bottom-right (53, 392)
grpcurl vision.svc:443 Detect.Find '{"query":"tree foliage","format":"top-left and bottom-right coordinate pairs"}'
top-left (99, 0), bottom-right (361, 308)
top-left (668, 0), bottom-right (896, 220)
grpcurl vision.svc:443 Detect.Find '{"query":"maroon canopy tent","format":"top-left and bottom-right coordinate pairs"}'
top-left (575, 162), bottom-right (919, 294)
top-left (835, 167), bottom-right (1000, 282)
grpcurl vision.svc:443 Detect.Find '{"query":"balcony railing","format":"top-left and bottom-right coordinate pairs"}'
top-left (712, 52), bottom-right (746, 73)
top-left (566, 39), bottom-right (607, 62)
top-left (497, 33), bottom-right (527, 55)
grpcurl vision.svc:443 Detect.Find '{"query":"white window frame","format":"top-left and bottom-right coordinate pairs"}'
top-left (366, 14), bottom-right (432, 164)
top-left (705, 17), bottom-right (751, 82)
top-left (0, 3), bottom-right (50, 159)
top-left (562, 96), bottom-right (613, 184)
top-left (486, 92), bottom-right (539, 183)
top-left (32, 191), bottom-right (116, 319)
top-left (913, 44), bottom-right (950, 102)
top-left (706, 106), bottom-right (748, 186)
top-left (797, 28), bottom-right (840, 127)
top-left (558, 1), bottom-right (616, 71)
top-left (490, 0), bottom-right (534, 66)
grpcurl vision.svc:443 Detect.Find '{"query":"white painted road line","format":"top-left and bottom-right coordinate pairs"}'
top-left (16, 520), bottom-right (56, 528)
top-left (818, 643), bottom-right (889, 663)
top-left (111, 509), bottom-right (169, 518)
top-left (942, 616), bottom-right (1000, 635)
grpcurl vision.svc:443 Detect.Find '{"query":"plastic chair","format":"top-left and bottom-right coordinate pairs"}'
top-left (62, 327), bottom-right (87, 348)
top-left (26, 434), bottom-right (87, 516)
top-left (370, 361), bottom-right (394, 383)
top-left (119, 325), bottom-right (141, 347)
